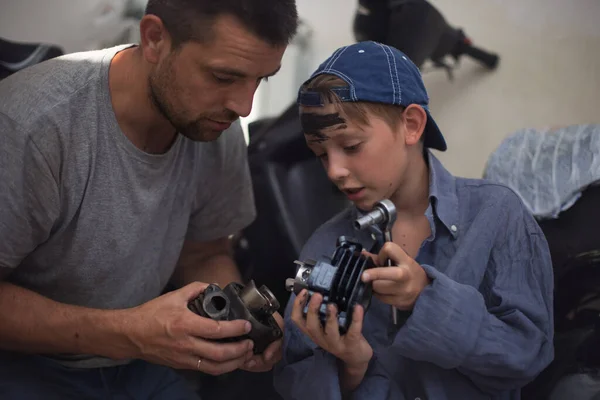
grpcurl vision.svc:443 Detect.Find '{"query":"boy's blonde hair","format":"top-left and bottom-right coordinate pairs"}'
top-left (300, 74), bottom-right (405, 131)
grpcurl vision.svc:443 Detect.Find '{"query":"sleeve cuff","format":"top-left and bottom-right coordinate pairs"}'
top-left (394, 264), bottom-right (486, 368)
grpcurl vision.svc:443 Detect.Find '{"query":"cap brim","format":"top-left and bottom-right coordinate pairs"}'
top-left (423, 110), bottom-right (447, 151)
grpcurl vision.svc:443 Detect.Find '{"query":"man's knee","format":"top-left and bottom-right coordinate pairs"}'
top-left (0, 352), bottom-right (200, 400)
top-left (119, 360), bottom-right (201, 400)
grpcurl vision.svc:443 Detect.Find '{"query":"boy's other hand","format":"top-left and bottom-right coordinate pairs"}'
top-left (361, 242), bottom-right (431, 310)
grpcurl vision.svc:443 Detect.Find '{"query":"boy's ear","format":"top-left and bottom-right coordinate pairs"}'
top-left (402, 104), bottom-right (427, 146)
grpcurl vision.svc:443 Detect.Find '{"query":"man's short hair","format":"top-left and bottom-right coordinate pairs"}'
top-left (145, 0), bottom-right (299, 48)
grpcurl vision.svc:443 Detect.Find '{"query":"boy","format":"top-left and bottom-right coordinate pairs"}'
top-left (272, 41), bottom-right (554, 400)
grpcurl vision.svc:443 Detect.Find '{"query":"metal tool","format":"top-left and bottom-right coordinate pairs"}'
top-left (354, 199), bottom-right (399, 325)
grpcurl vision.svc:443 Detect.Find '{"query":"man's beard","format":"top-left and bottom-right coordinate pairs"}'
top-left (148, 62), bottom-right (237, 142)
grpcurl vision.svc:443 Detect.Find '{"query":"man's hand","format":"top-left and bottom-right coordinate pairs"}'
top-left (291, 289), bottom-right (372, 392)
top-left (362, 242), bottom-right (431, 310)
top-left (241, 312), bottom-right (284, 372)
top-left (124, 282), bottom-right (255, 375)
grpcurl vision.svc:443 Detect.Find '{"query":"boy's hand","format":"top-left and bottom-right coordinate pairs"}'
top-left (291, 289), bottom-right (373, 371)
top-left (362, 242), bottom-right (431, 310)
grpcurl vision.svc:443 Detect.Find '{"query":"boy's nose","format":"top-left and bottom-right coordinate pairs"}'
top-left (326, 160), bottom-right (350, 182)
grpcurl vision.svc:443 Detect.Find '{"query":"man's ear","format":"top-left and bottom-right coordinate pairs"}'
top-left (402, 104), bottom-right (427, 146)
top-left (139, 14), bottom-right (173, 65)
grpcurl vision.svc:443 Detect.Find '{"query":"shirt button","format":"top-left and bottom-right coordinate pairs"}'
top-left (450, 225), bottom-right (458, 232)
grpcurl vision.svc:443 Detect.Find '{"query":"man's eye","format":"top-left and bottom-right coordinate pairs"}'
top-left (213, 74), bottom-right (235, 84)
top-left (316, 153), bottom-right (328, 159)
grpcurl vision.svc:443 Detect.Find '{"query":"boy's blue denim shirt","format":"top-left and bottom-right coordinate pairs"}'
top-left (273, 150), bottom-right (555, 400)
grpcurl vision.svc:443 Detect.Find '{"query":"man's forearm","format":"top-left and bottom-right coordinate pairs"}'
top-left (176, 253), bottom-right (242, 288)
top-left (0, 282), bottom-right (137, 359)
top-left (171, 238), bottom-right (244, 289)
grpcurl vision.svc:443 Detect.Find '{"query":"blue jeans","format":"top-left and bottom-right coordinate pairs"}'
top-left (0, 351), bottom-right (200, 400)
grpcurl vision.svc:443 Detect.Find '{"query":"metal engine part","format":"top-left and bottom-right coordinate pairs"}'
top-left (286, 236), bottom-right (375, 334)
top-left (188, 280), bottom-right (282, 354)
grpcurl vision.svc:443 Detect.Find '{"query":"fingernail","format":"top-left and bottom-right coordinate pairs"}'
top-left (246, 360), bottom-right (256, 368)
top-left (362, 272), bottom-right (370, 280)
top-left (247, 340), bottom-right (254, 351)
top-left (245, 321), bottom-right (252, 333)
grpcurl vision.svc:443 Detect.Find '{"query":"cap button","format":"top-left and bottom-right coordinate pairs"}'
top-left (450, 225), bottom-right (458, 233)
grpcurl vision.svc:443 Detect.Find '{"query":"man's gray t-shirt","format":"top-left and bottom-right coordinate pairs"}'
top-left (0, 45), bottom-right (256, 367)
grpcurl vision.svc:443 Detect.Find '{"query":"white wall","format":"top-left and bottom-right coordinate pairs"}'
top-left (245, 0), bottom-right (358, 128)
top-left (421, 0), bottom-right (600, 178)
top-left (0, 1), bottom-right (140, 54)
top-left (254, 0), bottom-right (600, 178)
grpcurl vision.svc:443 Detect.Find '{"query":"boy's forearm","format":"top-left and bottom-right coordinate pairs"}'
top-left (339, 360), bottom-right (369, 397)
top-left (0, 282), bottom-right (138, 360)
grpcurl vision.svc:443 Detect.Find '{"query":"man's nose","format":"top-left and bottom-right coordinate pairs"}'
top-left (224, 83), bottom-right (257, 118)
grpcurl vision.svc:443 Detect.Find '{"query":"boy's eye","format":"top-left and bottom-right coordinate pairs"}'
top-left (344, 143), bottom-right (362, 153)
top-left (316, 153), bottom-right (328, 160)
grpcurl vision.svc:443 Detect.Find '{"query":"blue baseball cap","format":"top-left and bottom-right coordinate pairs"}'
top-left (297, 41), bottom-right (447, 151)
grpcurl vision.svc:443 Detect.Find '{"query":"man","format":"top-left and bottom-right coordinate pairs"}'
top-left (0, 0), bottom-right (297, 398)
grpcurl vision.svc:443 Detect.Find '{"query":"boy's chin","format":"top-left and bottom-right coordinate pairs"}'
top-left (353, 198), bottom-right (376, 212)
top-left (353, 193), bottom-right (391, 212)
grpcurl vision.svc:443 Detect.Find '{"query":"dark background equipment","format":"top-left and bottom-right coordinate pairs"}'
top-left (0, 37), bottom-right (64, 80)
top-left (520, 185), bottom-right (600, 400)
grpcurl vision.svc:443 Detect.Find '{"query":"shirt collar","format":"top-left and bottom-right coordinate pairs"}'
top-left (426, 150), bottom-right (459, 238)
top-left (351, 150), bottom-right (460, 239)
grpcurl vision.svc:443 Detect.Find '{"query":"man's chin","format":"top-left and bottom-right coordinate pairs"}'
top-left (180, 128), bottom-right (224, 142)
